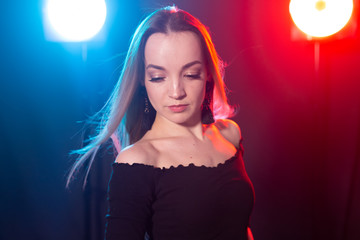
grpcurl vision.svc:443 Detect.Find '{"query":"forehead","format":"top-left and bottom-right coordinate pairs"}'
top-left (144, 31), bottom-right (203, 68)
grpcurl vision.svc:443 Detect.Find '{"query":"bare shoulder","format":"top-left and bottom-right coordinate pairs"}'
top-left (214, 119), bottom-right (242, 148)
top-left (115, 141), bottom-right (157, 166)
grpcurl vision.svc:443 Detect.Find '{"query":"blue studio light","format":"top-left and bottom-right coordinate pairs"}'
top-left (44, 0), bottom-right (107, 42)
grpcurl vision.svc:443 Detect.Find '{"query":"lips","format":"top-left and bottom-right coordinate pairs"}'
top-left (168, 104), bottom-right (188, 113)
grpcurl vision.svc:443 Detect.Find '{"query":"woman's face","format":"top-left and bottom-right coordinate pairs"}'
top-left (144, 31), bottom-right (207, 126)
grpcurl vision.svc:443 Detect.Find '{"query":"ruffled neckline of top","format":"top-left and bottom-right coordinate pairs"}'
top-left (113, 147), bottom-right (241, 171)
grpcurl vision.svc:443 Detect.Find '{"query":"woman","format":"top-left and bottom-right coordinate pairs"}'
top-left (68, 6), bottom-right (254, 240)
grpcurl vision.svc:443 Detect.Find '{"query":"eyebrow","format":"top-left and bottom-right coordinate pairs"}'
top-left (145, 60), bottom-right (202, 71)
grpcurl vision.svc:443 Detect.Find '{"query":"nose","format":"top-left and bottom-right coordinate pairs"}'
top-left (168, 78), bottom-right (186, 100)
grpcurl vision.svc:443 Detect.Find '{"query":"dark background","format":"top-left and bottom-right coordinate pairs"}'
top-left (1, 0), bottom-right (359, 239)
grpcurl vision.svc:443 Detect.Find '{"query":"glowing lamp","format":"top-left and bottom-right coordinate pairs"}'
top-left (289, 0), bottom-right (354, 38)
top-left (45, 0), bottom-right (107, 42)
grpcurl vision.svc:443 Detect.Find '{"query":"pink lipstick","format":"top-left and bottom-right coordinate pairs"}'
top-left (168, 104), bottom-right (188, 113)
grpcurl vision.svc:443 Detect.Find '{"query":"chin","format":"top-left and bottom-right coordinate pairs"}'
top-left (170, 115), bottom-right (200, 126)
top-left (156, 107), bottom-right (201, 126)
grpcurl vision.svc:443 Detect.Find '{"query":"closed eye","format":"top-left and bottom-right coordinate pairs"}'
top-left (149, 77), bottom-right (165, 82)
top-left (184, 73), bottom-right (201, 79)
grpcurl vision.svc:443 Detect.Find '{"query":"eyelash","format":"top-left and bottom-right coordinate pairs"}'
top-left (184, 73), bottom-right (201, 79)
top-left (148, 73), bottom-right (201, 82)
top-left (149, 77), bottom-right (165, 82)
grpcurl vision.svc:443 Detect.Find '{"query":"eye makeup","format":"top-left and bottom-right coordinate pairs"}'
top-left (149, 76), bottom-right (165, 82)
top-left (184, 73), bottom-right (201, 79)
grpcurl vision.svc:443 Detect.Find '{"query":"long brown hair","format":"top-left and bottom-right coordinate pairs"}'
top-left (67, 6), bottom-right (234, 187)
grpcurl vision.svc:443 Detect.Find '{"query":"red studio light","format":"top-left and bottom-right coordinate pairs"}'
top-left (289, 0), bottom-right (354, 38)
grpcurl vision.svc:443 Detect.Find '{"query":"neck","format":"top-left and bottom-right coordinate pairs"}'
top-left (150, 114), bottom-right (205, 140)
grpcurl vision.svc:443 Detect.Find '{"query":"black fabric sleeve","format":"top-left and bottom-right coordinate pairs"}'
top-left (105, 163), bottom-right (155, 240)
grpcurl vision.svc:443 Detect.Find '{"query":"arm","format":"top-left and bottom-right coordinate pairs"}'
top-left (105, 147), bottom-right (154, 240)
top-left (248, 227), bottom-right (254, 240)
top-left (216, 120), bottom-right (252, 240)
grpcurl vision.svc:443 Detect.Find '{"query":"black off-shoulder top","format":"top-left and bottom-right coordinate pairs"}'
top-left (105, 143), bottom-right (254, 240)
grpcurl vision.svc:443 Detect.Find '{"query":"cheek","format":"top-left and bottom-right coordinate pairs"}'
top-left (187, 82), bottom-right (206, 107)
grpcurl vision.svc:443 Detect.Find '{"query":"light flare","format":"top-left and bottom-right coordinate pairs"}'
top-left (289, 0), bottom-right (354, 38)
top-left (45, 0), bottom-right (107, 42)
